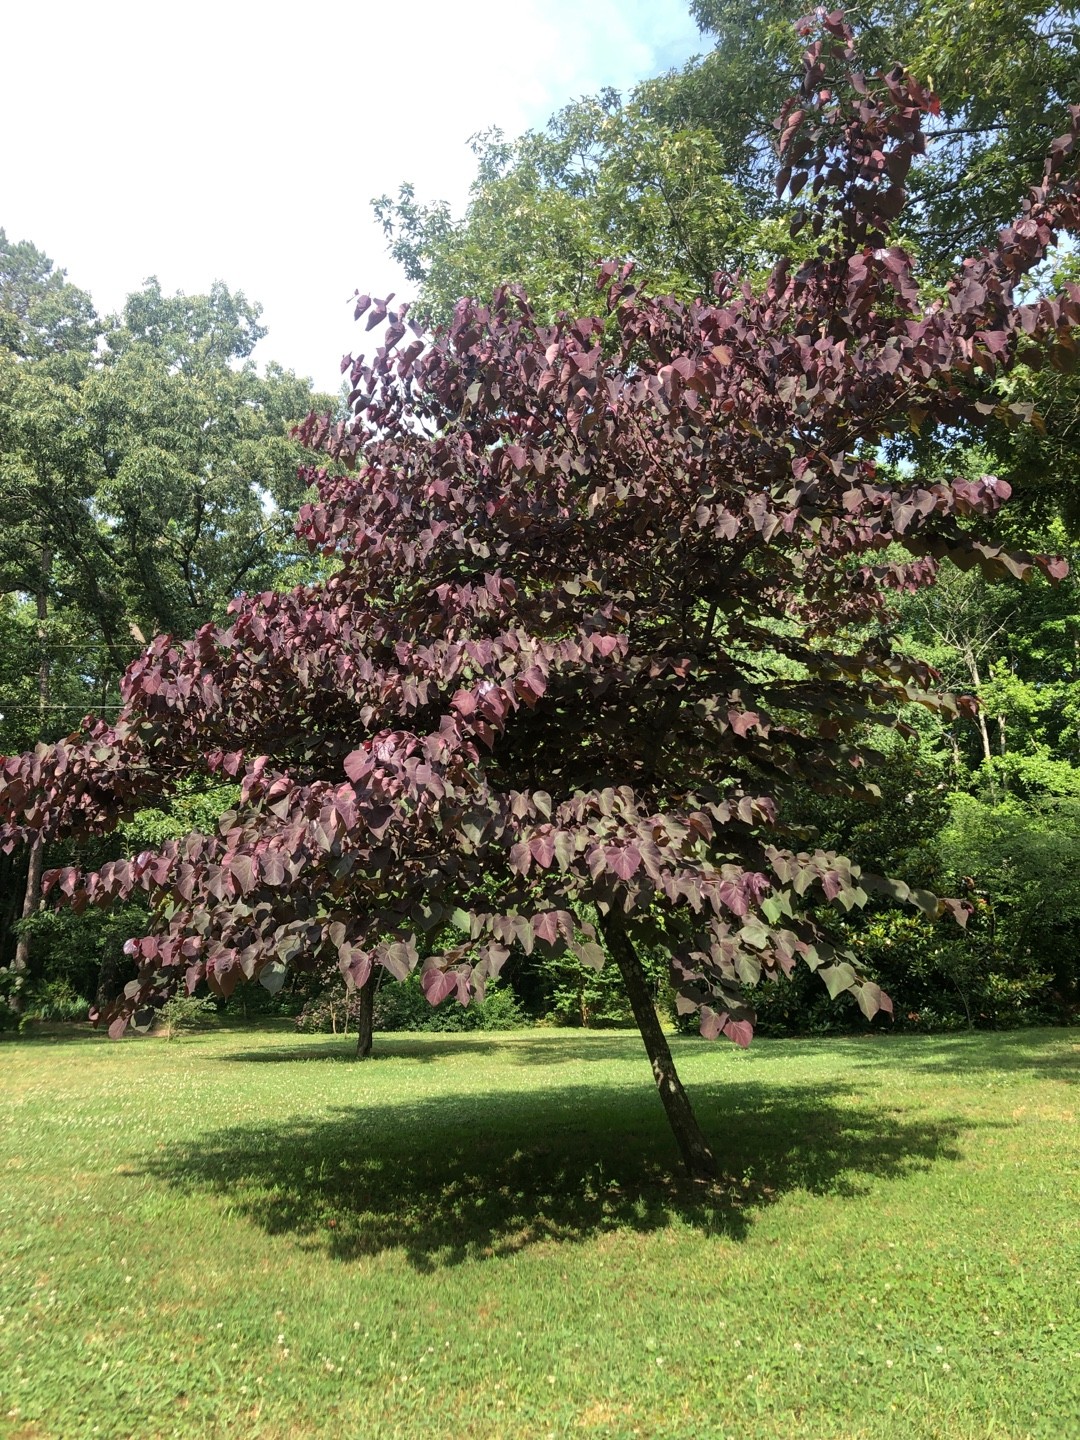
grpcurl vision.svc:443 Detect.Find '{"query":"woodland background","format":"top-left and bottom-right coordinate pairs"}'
top-left (3, 0), bottom-right (1079, 1036)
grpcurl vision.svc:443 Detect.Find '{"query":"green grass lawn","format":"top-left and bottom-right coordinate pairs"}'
top-left (0, 1023), bottom-right (1077, 1440)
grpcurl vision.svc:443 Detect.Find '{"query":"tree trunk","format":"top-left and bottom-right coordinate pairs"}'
top-left (355, 975), bottom-right (374, 1059)
top-left (962, 644), bottom-right (993, 766)
top-left (95, 947), bottom-right (124, 1013)
top-left (13, 839), bottom-right (44, 979)
top-left (13, 550), bottom-right (52, 988)
top-left (599, 912), bottom-right (717, 1180)
top-left (0, 850), bottom-right (25, 966)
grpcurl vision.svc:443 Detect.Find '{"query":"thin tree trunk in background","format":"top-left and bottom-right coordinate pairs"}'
top-left (599, 912), bottom-right (717, 1180)
top-left (13, 549), bottom-right (52, 987)
top-left (13, 840), bottom-right (44, 979)
top-left (355, 974), bottom-right (374, 1059)
top-left (0, 850), bottom-right (26, 969)
top-left (962, 644), bottom-right (993, 766)
top-left (95, 948), bottom-right (124, 1013)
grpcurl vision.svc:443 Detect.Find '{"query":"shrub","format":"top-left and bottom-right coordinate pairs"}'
top-left (16, 977), bottom-right (88, 1033)
top-left (294, 989), bottom-right (367, 1035)
top-left (157, 993), bottom-right (217, 1040)
top-left (372, 973), bottom-right (526, 1033)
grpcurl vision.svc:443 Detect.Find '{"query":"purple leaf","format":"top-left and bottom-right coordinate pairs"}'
top-left (421, 967), bottom-right (458, 1006)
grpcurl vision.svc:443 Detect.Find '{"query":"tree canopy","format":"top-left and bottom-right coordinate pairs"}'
top-left (0, 257), bottom-right (330, 750)
top-left (379, 1), bottom-right (1080, 326)
top-left (681, 0), bottom-right (1080, 262)
top-left (375, 93), bottom-right (764, 326)
top-left (1, 16), bottom-right (1077, 1170)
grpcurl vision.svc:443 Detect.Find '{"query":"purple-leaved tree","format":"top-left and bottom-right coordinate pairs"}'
top-left (2, 17), bottom-right (1077, 1177)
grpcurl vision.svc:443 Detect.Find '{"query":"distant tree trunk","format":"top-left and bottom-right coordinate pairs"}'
top-left (13, 549), bottom-right (52, 989)
top-left (962, 644), bottom-right (994, 767)
top-left (599, 912), bottom-right (717, 1180)
top-left (95, 948), bottom-right (124, 1013)
top-left (0, 850), bottom-right (25, 968)
top-left (355, 974), bottom-right (374, 1059)
top-left (13, 839), bottom-right (44, 980)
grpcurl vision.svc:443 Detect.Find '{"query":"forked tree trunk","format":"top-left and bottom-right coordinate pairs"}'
top-left (599, 912), bottom-right (717, 1180)
top-left (355, 974), bottom-right (374, 1059)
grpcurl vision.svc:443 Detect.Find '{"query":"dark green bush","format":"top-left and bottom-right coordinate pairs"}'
top-left (372, 973), bottom-right (526, 1032)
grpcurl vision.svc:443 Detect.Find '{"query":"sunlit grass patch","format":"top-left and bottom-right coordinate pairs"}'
top-left (0, 1024), bottom-right (1077, 1438)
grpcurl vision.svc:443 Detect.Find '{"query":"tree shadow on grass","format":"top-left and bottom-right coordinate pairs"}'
top-left (890, 1030), bottom-right (1080, 1080)
top-left (669, 1028), bottom-right (1080, 1083)
top-left (140, 1074), bottom-right (984, 1272)
top-left (0, 1021), bottom-right (111, 1046)
top-left (737, 1030), bottom-right (1080, 1081)
top-left (219, 1031), bottom-right (647, 1067)
top-left (218, 1026), bottom-right (1080, 1080)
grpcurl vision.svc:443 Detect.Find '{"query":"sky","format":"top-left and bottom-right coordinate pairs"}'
top-left (2, 0), bottom-right (706, 392)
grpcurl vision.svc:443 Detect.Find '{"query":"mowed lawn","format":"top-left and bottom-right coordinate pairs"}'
top-left (0, 1024), bottom-right (1077, 1440)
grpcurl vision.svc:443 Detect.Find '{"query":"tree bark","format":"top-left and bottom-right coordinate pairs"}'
top-left (13, 549), bottom-right (52, 987)
top-left (599, 912), bottom-right (717, 1180)
top-left (13, 838), bottom-right (44, 978)
top-left (962, 643), bottom-right (993, 766)
top-left (95, 947), bottom-right (124, 1013)
top-left (0, 850), bottom-right (25, 968)
top-left (355, 974), bottom-right (374, 1059)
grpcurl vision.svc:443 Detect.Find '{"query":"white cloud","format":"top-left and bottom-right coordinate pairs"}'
top-left (3, 0), bottom-right (704, 389)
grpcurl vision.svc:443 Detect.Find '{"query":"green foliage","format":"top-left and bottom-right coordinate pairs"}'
top-left (375, 93), bottom-right (768, 327)
top-left (0, 229), bottom-right (99, 360)
top-left (685, 0), bottom-right (1080, 265)
top-left (378, 2), bottom-right (1079, 330)
top-left (15, 976), bottom-right (87, 1033)
top-left (293, 988), bottom-right (366, 1035)
top-left (370, 973), bottom-right (525, 1033)
top-left (84, 279), bottom-right (329, 637)
top-left (158, 992), bottom-right (218, 1040)
top-left (6, 902), bottom-right (148, 1007)
top-left (787, 730), bottom-right (951, 884)
top-left (941, 792), bottom-right (1080, 1005)
top-left (854, 908), bottom-right (1055, 1032)
top-left (119, 780), bottom-right (241, 851)
top-left (826, 786), bottom-right (1080, 1030)
top-left (533, 944), bottom-right (667, 1028)
top-left (0, 237), bottom-right (333, 759)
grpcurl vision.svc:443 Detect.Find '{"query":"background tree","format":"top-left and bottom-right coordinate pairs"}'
top-left (678, 0), bottom-right (1080, 266)
top-left (378, 2), bottom-right (1079, 324)
top-left (0, 230), bottom-right (99, 360)
top-left (375, 96), bottom-right (767, 326)
top-left (81, 278), bottom-right (327, 641)
top-left (0, 241), bottom-right (331, 1001)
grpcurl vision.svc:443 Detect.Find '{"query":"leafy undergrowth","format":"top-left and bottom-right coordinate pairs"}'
top-left (0, 1024), bottom-right (1077, 1439)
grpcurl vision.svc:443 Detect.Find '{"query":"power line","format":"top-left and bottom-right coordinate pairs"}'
top-left (0, 701), bottom-right (123, 711)
top-left (0, 644), bottom-right (143, 652)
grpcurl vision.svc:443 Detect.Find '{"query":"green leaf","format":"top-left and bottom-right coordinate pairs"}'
top-left (819, 962), bottom-right (857, 999)
top-left (259, 961), bottom-right (287, 995)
